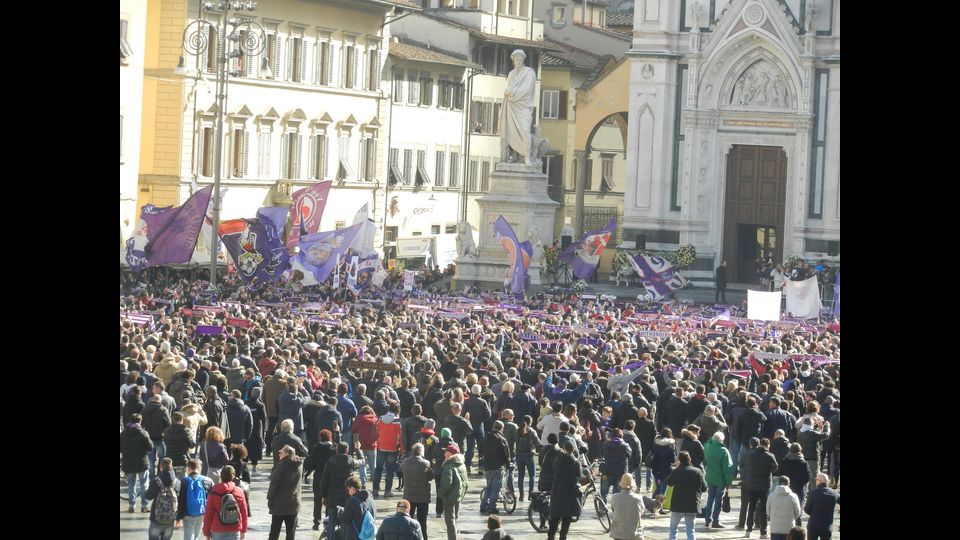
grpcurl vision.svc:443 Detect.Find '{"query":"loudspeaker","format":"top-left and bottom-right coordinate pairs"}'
top-left (636, 234), bottom-right (646, 250)
top-left (561, 235), bottom-right (572, 249)
top-left (827, 241), bottom-right (839, 256)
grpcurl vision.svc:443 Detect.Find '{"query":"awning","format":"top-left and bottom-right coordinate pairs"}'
top-left (390, 164), bottom-right (404, 185)
top-left (416, 164), bottom-right (431, 186)
top-left (396, 237), bottom-right (433, 259)
top-left (338, 158), bottom-right (355, 181)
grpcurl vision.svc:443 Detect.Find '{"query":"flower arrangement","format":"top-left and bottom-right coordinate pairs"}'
top-left (540, 245), bottom-right (563, 279)
top-left (572, 279), bottom-right (588, 292)
top-left (675, 245), bottom-right (697, 269)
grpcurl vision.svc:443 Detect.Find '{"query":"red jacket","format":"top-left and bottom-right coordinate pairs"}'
top-left (352, 412), bottom-right (379, 450)
top-left (376, 413), bottom-right (403, 453)
top-left (258, 358), bottom-right (278, 378)
top-left (202, 482), bottom-right (248, 536)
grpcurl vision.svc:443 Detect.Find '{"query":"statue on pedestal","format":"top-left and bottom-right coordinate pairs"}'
top-left (456, 221), bottom-right (478, 258)
top-left (500, 49), bottom-right (538, 167)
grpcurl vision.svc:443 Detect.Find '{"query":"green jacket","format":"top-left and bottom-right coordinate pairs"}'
top-left (439, 453), bottom-right (468, 503)
top-left (703, 438), bottom-right (732, 487)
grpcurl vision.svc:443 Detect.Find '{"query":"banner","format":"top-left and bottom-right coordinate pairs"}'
top-left (346, 255), bottom-right (359, 290)
top-left (403, 270), bottom-right (416, 291)
top-left (747, 289), bottom-right (782, 321)
top-left (225, 318), bottom-right (253, 328)
top-left (126, 186), bottom-right (214, 270)
top-left (635, 330), bottom-right (671, 339)
top-left (196, 325), bottom-right (223, 335)
top-left (292, 222), bottom-right (363, 285)
top-left (559, 217), bottom-right (616, 279)
top-left (493, 215), bottom-right (533, 295)
top-left (352, 254), bottom-right (379, 291)
top-left (785, 276), bottom-right (822, 319)
top-left (287, 181), bottom-right (332, 248)
top-left (832, 269), bottom-right (840, 319)
top-left (218, 206), bottom-right (290, 287)
top-left (628, 255), bottom-right (689, 301)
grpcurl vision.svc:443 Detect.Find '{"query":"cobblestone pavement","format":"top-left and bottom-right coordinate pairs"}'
top-left (121, 462), bottom-right (839, 539)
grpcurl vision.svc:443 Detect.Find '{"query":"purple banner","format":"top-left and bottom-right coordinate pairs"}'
top-left (560, 217), bottom-right (616, 279)
top-left (196, 325), bottom-right (223, 335)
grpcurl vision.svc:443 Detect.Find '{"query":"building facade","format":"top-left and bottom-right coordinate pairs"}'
top-left (136, 0), bottom-right (421, 262)
top-left (625, 0), bottom-right (840, 284)
top-left (120, 0), bottom-right (148, 249)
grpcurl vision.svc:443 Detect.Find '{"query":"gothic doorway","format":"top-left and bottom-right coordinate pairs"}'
top-left (722, 145), bottom-right (787, 283)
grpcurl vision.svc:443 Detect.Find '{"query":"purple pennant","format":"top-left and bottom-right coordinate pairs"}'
top-left (138, 186), bottom-right (214, 267)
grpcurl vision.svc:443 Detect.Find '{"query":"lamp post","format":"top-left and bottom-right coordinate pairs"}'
top-left (176, 1), bottom-right (268, 292)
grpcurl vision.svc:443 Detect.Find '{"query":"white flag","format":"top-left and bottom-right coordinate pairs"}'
top-left (747, 289), bottom-right (782, 321)
top-left (785, 276), bottom-right (822, 319)
top-left (349, 203), bottom-right (377, 257)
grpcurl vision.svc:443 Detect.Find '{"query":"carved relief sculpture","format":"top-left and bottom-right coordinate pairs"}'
top-left (729, 61), bottom-right (790, 109)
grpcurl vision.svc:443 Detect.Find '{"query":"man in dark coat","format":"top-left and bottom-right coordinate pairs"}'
top-left (162, 411), bottom-right (195, 475)
top-left (313, 395), bottom-right (344, 446)
top-left (740, 438), bottom-right (778, 537)
top-left (762, 398), bottom-right (795, 440)
top-left (463, 385), bottom-right (491, 474)
top-left (634, 409), bottom-right (657, 490)
top-left (142, 394), bottom-right (171, 481)
top-left (272, 419), bottom-right (309, 466)
top-left (480, 421), bottom-right (511, 515)
top-left (804, 473), bottom-right (840, 540)
top-left (548, 441), bottom-right (582, 540)
top-left (202, 386), bottom-right (231, 441)
top-left (715, 260), bottom-right (728, 303)
top-left (267, 445), bottom-right (304, 540)
top-left (121, 413), bottom-right (154, 512)
top-left (665, 451), bottom-right (708, 539)
top-left (277, 379), bottom-right (310, 438)
top-left (444, 403), bottom-right (474, 468)
top-left (663, 387), bottom-right (689, 437)
top-left (318, 442), bottom-right (360, 537)
top-left (400, 443), bottom-right (433, 540)
top-left (378, 499), bottom-right (424, 540)
top-left (225, 390), bottom-right (253, 446)
top-left (403, 405), bottom-right (428, 454)
top-left (736, 397), bottom-right (766, 456)
top-left (599, 429), bottom-right (631, 503)
top-left (305, 430), bottom-right (337, 531)
top-left (777, 442), bottom-right (812, 526)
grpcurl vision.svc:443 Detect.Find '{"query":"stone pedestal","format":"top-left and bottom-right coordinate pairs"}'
top-left (455, 162), bottom-right (560, 288)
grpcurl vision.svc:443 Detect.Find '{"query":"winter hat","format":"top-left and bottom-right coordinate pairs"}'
top-left (445, 443), bottom-right (460, 455)
top-left (440, 427), bottom-right (452, 439)
top-left (424, 419), bottom-right (436, 430)
top-left (186, 348), bottom-right (196, 358)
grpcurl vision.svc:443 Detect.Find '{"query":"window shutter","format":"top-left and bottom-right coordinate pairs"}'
top-left (308, 135), bottom-right (317, 179)
top-left (286, 39), bottom-right (293, 80)
top-left (242, 131), bottom-right (249, 177)
top-left (328, 44), bottom-right (335, 86)
top-left (341, 46), bottom-right (348, 88)
top-left (295, 135), bottom-right (302, 179)
top-left (197, 128), bottom-right (206, 176)
top-left (300, 40), bottom-right (307, 83)
top-left (368, 139), bottom-right (377, 181)
top-left (359, 138), bottom-right (367, 181)
top-left (558, 91), bottom-right (568, 120)
top-left (353, 48), bottom-right (360, 89)
top-left (313, 43), bottom-right (320, 84)
top-left (281, 134), bottom-right (290, 179)
top-left (375, 50), bottom-right (382, 90)
top-left (322, 136), bottom-right (330, 179)
top-left (274, 36), bottom-right (282, 79)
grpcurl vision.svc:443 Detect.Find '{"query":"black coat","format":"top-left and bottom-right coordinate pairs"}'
top-left (804, 486), bottom-right (840, 531)
top-left (272, 432), bottom-right (308, 465)
top-left (550, 452), bottom-right (583, 517)
top-left (742, 448), bottom-right (778, 492)
top-left (686, 395), bottom-right (708, 426)
top-left (736, 408), bottom-right (766, 445)
top-left (342, 491), bottom-right (377, 540)
top-left (763, 408), bottom-right (795, 439)
top-left (612, 401), bottom-right (638, 430)
top-left (377, 512), bottom-right (423, 540)
top-left (244, 398), bottom-right (267, 462)
top-left (482, 431), bottom-right (511, 470)
top-left (312, 406), bottom-right (344, 443)
top-left (402, 416), bottom-right (427, 453)
top-left (397, 388), bottom-right (418, 418)
top-left (445, 414), bottom-right (473, 451)
top-left (622, 431), bottom-right (641, 471)
top-left (142, 401), bottom-right (171, 441)
top-left (665, 464), bottom-right (707, 513)
top-left (777, 453), bottom-right (811, 494)
top-left (634, 417), bottom-right (657, 458)
top-left (120, 424), bottom-right (154, 473)
top-left (162, 423), bottom-right (195, 467)
top-left (538, 444), bottom-right (561, 491)
top-left (679, 435), bottom-right (705, 469)
top-left (123, 396), bottom-right (145, 425)
top-left (463, 395), bottom-right (491, 428)
top-left (664, 395), bottom-right (688, 435)
top-left (509, 392), bottom-right (537, 424)
top-left (225, 398), bottom-right (253, 444)
top-left (304, 441), bottom-right (337, 489)
top-left (771, 437), bottom-right (790, 464)
top-left (600, 438), bottom-right (631, 478)
top-left (319, 454), bottom-right (360, 508)
top-left (203, 396), bottom-right (230, 440)
top-left (267, 455), bottom-right (303, 515)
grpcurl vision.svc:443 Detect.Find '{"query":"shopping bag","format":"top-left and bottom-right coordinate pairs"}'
top-left (663, 485), bottom-right (674, 511)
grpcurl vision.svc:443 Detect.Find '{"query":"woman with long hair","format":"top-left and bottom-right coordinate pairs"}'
top-left (201, 426), bottom-right (229, 484)
top-left (515, 415), bottom-right (541, 501)
top-left (650, 427), bottom-right (677, 502)
top-left (244, 386), bottom-right (267, 473)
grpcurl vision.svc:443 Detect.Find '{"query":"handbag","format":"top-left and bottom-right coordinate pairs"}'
top-left (643, 451), bottom-right (655, 468)
top-left (722, 492), bottom-right (731, 513)
top-left (662, 485), bottom-right (674, 511)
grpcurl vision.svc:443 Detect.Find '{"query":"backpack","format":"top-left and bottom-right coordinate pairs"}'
top-left (351, 496), bottom-right (377, 540)
top-left (185, 476), bottom-right (208, 516)
top-left (218, 488), bottom-right (241, 526)
top-left (153, 479), bottom-right (178, 525)
top-left (516, 431), bottom-right (532, 455)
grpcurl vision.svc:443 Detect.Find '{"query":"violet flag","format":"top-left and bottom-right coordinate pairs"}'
top-left (493, 215), bottom-right (533, 295)
top-left (292, 222), bottom-right (364, 284)
top-left (139, 185), bottom-right (213, 267)
top-left (629, 255), bottom-right (689, 301)
top-left (560, 217), bottom-right (616, 279)
top-left (287, 181), bottom-right (332, 249)
top-left (218, 205), bottom-right (291, 287)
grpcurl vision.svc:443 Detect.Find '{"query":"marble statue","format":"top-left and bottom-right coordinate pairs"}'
top-left (500, 49), bottom-right (537, 167)
top-left (456, 221), bottom-right (478, 258)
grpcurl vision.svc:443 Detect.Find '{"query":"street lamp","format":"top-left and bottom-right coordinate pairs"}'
top-left (176, 1), bottom-right (268, 292)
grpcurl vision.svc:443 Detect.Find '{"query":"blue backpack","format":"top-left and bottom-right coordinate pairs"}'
top-left (351, 496), bottom-right (376, 540)
top-left (185, 476), bottom-right (208, 516)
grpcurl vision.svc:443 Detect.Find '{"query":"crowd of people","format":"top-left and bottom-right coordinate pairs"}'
top-left (121, 267), bottom-right (840, 540)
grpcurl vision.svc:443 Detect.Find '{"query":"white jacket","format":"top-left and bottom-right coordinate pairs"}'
top-left (766, 485), bottom-right (801, 534)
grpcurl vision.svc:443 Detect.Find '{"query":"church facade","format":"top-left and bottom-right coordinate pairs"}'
top-left (624, 0), bottom-right (839, 283)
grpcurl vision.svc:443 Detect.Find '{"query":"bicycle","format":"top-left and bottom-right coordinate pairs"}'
top-left (527, 456), bottom-right (611, 532)
top-left (480, 470), bottom-right (518, 514)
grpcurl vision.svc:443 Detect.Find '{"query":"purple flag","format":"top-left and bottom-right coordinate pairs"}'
top-left (141, 186), bottom-right (214, 267)
top-left (493, 216), bottom-right (532, 295)
top-left (629, 255), bottom-right (689, 301)
top-left (832, 269), bottom-right (840, 319)
top-left (294, 222), bottom-right (364, 284)
top-left (218, 206), bottom-right (290, 287)
top-left (560, 217), bottom-right (616, 279)
top-left (287, 181), bottom-right (332, 249)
